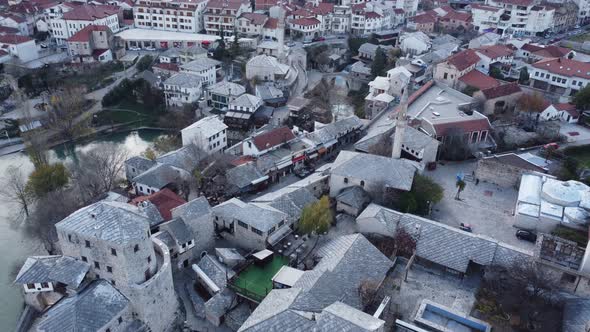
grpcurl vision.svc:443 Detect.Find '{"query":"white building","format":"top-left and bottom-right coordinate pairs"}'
top-left (540, 103), bottom-right (579, 123)
top-left (399, 31), bottom-right (431, 55)
top-left (471, 0), bottom-right (554, 37)
top-left (0, 34), bottom-right (38, 62)
top-left (164, 72), bottom-right (203, 107)
top-left (180, 58), bottom-right (221, 87)
top-left (181, 115), bottom-right (228, 153)
top-left (133, 0), bottom-right (208, 33)
top-left (245, 54), bottom-right (291, 82)
top-left (0, 14), bottom-right (30, 36)
top-left (203, 0), bottom-right (252, 36)
top-left (50, 5), bottom-right (120, 45)
top-left (530, 57), bottom-right (590, 97)
top-left (206, 81), bottom-right (246, 111)
top-left (289, 17), bottom-right (321, 40)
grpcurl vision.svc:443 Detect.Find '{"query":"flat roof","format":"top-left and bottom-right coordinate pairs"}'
top-left (271, 266), bottom-right (304, 287)
top-left (253, 249), bottom-right (274, 261)
top-left (116, 28), bottom-right (221, 42)
top-left (231, 255), bottom-right (288, 301)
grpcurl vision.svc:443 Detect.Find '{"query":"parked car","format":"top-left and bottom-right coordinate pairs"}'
top-left (294, 167), bottom-right (314, 179)
top-left (145, 46), bottom-right (156, 51)
top-left (129, 47), bottom-right (141, 51)
top-left (39, 43), bottom-right (48, 48)
top-left (459, 223), bottom-right (472, 232)
top-left (287, 41), bottom-right (296, 47)
top-left (312, 36), bottom-right (325, 42)
top-left (516, 230), bottom-right (537, 242)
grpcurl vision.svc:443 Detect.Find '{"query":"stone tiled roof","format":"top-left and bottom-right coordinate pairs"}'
top-left (125, 156), bottom-right (156, 173)
top-left (172, 196), bottom-right (211, 220)
top-left (56, 201), bottom-right (151, 245)
top-left (164, 72), bottom-right (202, 88)
top-left (252, 187), bottom-right (317, 223)
top-left (160, 217), bottom-right (193, 244)
top-left (156, 145), bottom-right (205, 173)
top-left (196, 254), bottom-right (235, 290)
top-left (316, 301), bottom-right (385, 331)
top-left (331, 151), bottom-right (417, 191)
top-left (306, 116), bottom-right (363, 146)
top-left (226, 162), bottom-right (265, 189)
top-left (35, 280), bottom-right (129, 332)
top-left (15, 255), bottom-right (89, 287)
top-left (207, 81), bottom-right (246, 96)
top-left (181, 57), bottom-right (221, 72)
top-left (336, 186), bottom-right (370, 210)
top-left (133, 163), bottom-right (180, 189)
top-left (213, 198), bottom-right (287, 232)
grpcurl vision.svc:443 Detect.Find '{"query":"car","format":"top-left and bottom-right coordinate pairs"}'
top-left (516, 230), bottom-right (537, 243)
top-left (287, 41), bottom-right (296, 47)
top-left (129, 47), bottom-right (141, 51)
top-left (459, 223), bottom-right (472, 232)
top-left (294, 167), bottom-right (314, 179)
top-left (312, 36), bottom-right (325, 42)
top-left (39, 43), bottom-right (48, 48)
top-left (145, 46), bottom-right (156, 51)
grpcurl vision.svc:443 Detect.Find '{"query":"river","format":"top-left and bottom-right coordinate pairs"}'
top-left (0, 129), bottom-right (162, 328)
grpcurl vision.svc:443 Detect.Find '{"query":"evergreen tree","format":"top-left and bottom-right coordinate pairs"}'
top-left (371, 48), bottom-right (386, 78)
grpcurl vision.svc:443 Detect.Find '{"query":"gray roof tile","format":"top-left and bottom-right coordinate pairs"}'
top-left (197, 254), bottom-right (235, 290)
top-left (15, 255), bottom-right (89, 287)
top-left (133, 163), bottom-right (181, 190)
top-left (213, 198), bottom-right (287, 232)
top-left (160, 217), bottom-right (193, 244)
top-left (35, 280), bottom-right (129, 332)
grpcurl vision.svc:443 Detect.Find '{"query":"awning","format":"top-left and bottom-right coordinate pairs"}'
top-left (292, 155), bottom-right (305, 163)
top-left (267, 226), bottom-right (293, 246)
top-left (276, 159), bottom-right (292, 170)
top-left (324, 139), bottom-right (338, 148)
top-left (318, 147), bottom-right (328, 154)
top-left (308, 153), bottom-right (318, 159)
top-left (251, 175), bottom-right (269, 185)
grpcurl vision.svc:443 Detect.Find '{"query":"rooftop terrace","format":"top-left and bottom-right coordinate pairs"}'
top-left (230, 255), bottom-right (289, 302)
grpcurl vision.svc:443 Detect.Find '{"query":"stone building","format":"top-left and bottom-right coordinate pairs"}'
top-left (475, 153), bottom-right (546, 188)
top-left (55, 201), bottom-right (178, 332)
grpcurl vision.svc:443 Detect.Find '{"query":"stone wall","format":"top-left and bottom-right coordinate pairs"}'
top-left (475, 158), bottom-right (525, 188)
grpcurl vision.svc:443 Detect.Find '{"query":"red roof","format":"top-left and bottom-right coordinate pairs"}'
top-left (446, 49), bottom-right (480, 71)
top-left (231, 155), bottom-right (255, 166)
top-left (62, 5), bottom-right (119, 21)
top-left (239, 12), bottom-right (267, 25)
top-left (554, 103), bottom-right (579, 117)
top-left (153, 62), bottom-right (179, 72)
top-left (494, 0), bottom-right (534, 6)
top-left (394, 8), bottom-right (405, 14)
top-left (264, 17), bottom-right (278, 29)
top-left (432, 118), bottom-right (492, 137)
top-left (255, 0), bottom-right (278, 9)
top-left (458, 70), bottom-right (500, 90)
top-left (521, 43), bottom-right (544, 52)
top-left (290, 17), bottom-right (320, 26)
top-left (411, 13), bottom-right (437, 24)
top-left (532, 45), bottom-right (570, 58)
top-left (0, 49), bottom-right (8, 57)
top-left (252, 126), bottom-right (295, 151)
top-left (479, 82), bottom-right (522, 99)
top-left (441, 9), bottom-right (471, 22)
top-left (206, 0), bottom-right (247, 10)
top-left (67, 24), bottom-right (110, 42)
top-left (532, 57), bottom-right (590, 79)
top-left (292, 8), bottom-right (313, 17)
top-left (476, 44), bottom-right (514, 59)
top-left (365, 12), bottom-right (382, 19)
top-left (470, 4), bottom-right (502, 11)
top-left (0, 26), bottom-right (20, 35)
top-left (0, 34), bottom-right (33, 44)
top-left (5, 14), bottom-right (26, 23)
top-left (310, 2), bottom-right (334, 15)
top-left (131, 188), bottom-right (186, 221)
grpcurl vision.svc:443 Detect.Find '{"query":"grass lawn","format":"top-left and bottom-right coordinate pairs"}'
top-left (564, 145), bottom-right (590, 168)
top-left (95, 100), bottom-right (163, 126)
top-left (569, 33), bottom-right (590, 42)
top-left (231, 255), bottom-right (288, 300)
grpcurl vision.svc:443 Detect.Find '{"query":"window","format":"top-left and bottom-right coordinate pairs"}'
top-left (111, 248), bottom-right (117, 256)
top-left (96, 274), bottom-right (100, 279)
top-left (94, 262), bottom-right (100, 269)
top-left (68, 234), bottom-right (72, 242)
top-left (148, 255), bottom-right (152, 263)
top-left (85, 240), bottom-right (90, 248)
top-left (251, 227), bottom-right (263, 236)
top-left (118, 317), bottom-right (123, 324)
top-left (278, 220), bottom-right (285, 227)
top-left (134, 244), bottom-right (139, 252)
top-left (561, 273), bottom-right (576, 283)
top-left (27, 283), bottom-right (35, 289)
top-left (344, 177), bottom-right (348, 184)
top-left (81, 256), bottom-right (87, 262)
top-left (238, 220), bottom-right (248, 229)
top-left (360, 180), bottom-right (365, 187)
top-left (107, 266), bottom-right (113, 273)
top-left (111, 280), bottom-right (116, 286)
top-left (268, 226), bottom-right (276, 235)
top-left (443, 72), bottom-right (448, 79)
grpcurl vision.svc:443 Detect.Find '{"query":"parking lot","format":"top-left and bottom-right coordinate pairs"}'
top-left (426, 161), bottom-right (536, 251)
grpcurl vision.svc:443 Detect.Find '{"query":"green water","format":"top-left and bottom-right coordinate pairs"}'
top-left (0, 129), bottom-right (162, 329)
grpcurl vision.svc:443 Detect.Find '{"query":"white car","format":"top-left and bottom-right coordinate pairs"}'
top-left (145, 47), bottom-right (156, 51)
top-left (129, 47), bottom-right (141, 51)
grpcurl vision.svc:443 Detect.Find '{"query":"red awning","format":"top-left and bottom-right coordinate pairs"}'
top-left (292, 155), bottom-right (306, 163)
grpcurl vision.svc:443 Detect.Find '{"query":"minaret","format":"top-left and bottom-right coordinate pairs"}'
top-left (392, 88), bottom-right (408, 159)
top-left (277, 6), bottom-right (286, 62)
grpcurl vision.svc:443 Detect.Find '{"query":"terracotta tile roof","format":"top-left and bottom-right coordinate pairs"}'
top-left (394, 8), bottom-right (405, 14)
top-left (532, 57), bottom-right (590, 79)
top-left (441, 10), bottom-right (471, 22)
top-left (310, 2), bottom-right (334, 15)
top-left (479, 82), bottom-right (522, 99)
top-left (206, 0), bottom-right (246, 11)
top-left (476, 44), bottom-right (515, 59)
top-left (365, 11), bottom-right (382, 19)
top-left (292, 8), bottom-right (313, 17)
top-left (0, 49), bottom-right (8, 57)
top-left (240, 12), bottom-right (267, 25)
top-left (5, 13), bottom-right (26, 23)
top-left (131, 188), bottom-right (186, 221)
top-left (446, 49), bottom-right (480, 71)
top-left (554, 103), bottom-right (579, 117)
top-left (67, 24), bottom-right (109, 42)
top-left (255, 0), bottom-right (277, 9)
top-left (0, 26), bottom-right (19, 35)
top-left (153, 62), bottom-right (179, 72)
top-left (0, 33), bottom-right (33, 44)
top-left (432, 118), bottom-right (492, 137)
top-left (411, 13), bottom-right (437, 24)
top-left (264, 17), bottom-right (278, 29)
top-left (290, 17), bottom-right (320, 26)
top-left (458, 70), bottom-right (500, 90)
top-left (62, 5), bottom-right (119, 20)
top-left (252, 126), bottom-right (295, 151)
top-left (521, 43), bottom-right (544, 52)
top-left (533, 45), bottom-right (570, 58)
top-left (494, 0), bottom-right (534, 6)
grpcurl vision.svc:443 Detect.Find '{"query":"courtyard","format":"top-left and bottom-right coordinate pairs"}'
top-left (426, 161), bottom-right (535, 251)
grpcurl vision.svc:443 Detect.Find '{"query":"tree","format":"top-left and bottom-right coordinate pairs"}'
top-left (489, 67), bottom-right (504, 79)
top-left (507, 259), bottom-right (557, 300)
top-left (455, 178), bottom-right (466, 200)
top-left (371, 48), bottom-right (387, 78)
top-left (136, 55), bottom-right (154, 72)
top-left (69, 144), bottom-right (128, 202)
top-left (153, 135), bottom-right (181, 154)
top-left (23, 132), bottom-right (48, 168)
top-left (0, 166), bottom-right (35, 217)
top-left (348, 37), bottom-right (368, 56)
top-left (517, 93), bottom-right (546, 129)
top-left (213, 28), bottom-right (227, 61)
top-left (298, 196), bottom-right (332, 234)
top-left (229, 28), bottom-right (241, 59)
top-left (358, 279), bottom-right (380, 309)
top-left (142, 148), bottom-right (157, 160)
top-left (573, 85), bottom-right (590, 110)
top-left (462, 86), bottom-right (480, 97)
top-left (48, 86), bottom-right (88, 139)
top-left (519, 67), bottom-right (530, 84)
top-left (393, 227), bottom-right (417, 257)
top-left (27, 163), bottom-right (69, 198)
top-left (389, 174), bottom-right (444, 215)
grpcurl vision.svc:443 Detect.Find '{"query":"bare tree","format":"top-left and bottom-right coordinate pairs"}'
top-left (47, 86), bottom-right (88, 139)
top-left (507, 259), bottom-right (558, 300)
top-left (0, 166), bottom-right (35, 217)
top-left (358, 279), bottom-right (380, 309)
top-left (69, 144), bottom-right (128, 203)
top-left (393, 227), bottom-right (417, 258)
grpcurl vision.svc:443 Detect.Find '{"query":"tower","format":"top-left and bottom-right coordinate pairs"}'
top-left (277, 6), bottom-right (286, 62)
top-left (392, 88), bottom-right (408, 159)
